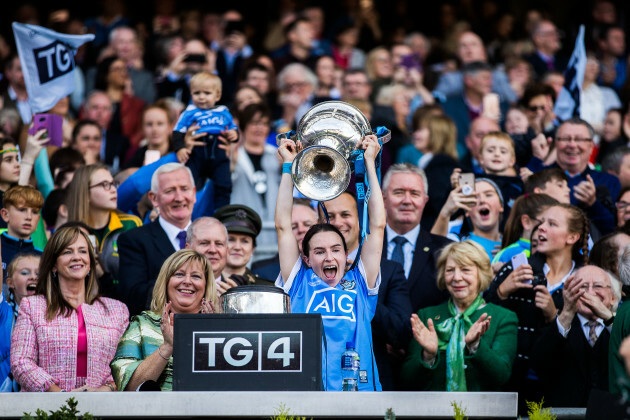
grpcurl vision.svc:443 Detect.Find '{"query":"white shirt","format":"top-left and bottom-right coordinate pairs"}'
top-left (158, 217), bottom-right (191, 251)
top-left (386, 224), bottom-right (420, 278)
top-left (556, 312), bottom-right (609, 340)
top-left (543, 261), bottom-right (576, 294)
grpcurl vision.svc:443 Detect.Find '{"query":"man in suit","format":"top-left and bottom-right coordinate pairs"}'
top-left (382, 163), bottom-right (452, 313)
top-left (524, 20), bottom-right (568, 80)
top-left (324, 191), bottom-right (412, 391)
top-left (531, 265), bottom-right (621, 407)
top-left (118, 162), bottom-right (196, 315)
top-left (442, 62), bottom-right (508, 160)
top-left (527, 118), bottom-right (621, 235)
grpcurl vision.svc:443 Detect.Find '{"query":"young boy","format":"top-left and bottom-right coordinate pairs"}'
top-left (477, 131), bottom-right (524, 223)
top-left (524, 168), bottom-right (571, 204)
top-left (0, 185), bottom-right (44, 282)
top-left (172, 71), bottom-right (238, 209)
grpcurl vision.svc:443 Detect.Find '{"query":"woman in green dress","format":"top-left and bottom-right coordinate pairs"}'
top-left (111, 249), bottom-right (218, 391)
top-left (401, 240), bottom-right (518, 391)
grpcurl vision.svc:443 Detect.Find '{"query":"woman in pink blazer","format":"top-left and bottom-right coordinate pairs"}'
top-left (10, 225), bottom-right (129, 392)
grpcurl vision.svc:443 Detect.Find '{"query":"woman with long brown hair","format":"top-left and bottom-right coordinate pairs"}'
top-left (66, 164), bottom-right (141, 298)
top-left (10, 226), bottom-right (129, 391)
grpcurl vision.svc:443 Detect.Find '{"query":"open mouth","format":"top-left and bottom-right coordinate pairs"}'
top-left (26, 284), bottom-right (37, 292)
top-left (323, 265), bottom-right (337, 280)
top-left (479, 208), bottom-right (490, 217)
top-left (177, 289), bottom-right (195, 295)
top-left (538, 235), bottom-right (547, 243)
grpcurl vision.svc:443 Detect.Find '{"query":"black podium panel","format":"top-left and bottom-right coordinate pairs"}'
top-left (173, 314), bottom-right (322, 391)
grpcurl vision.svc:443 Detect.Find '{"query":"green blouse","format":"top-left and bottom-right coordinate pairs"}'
top-left (110, 311), bottom-right (172, 391)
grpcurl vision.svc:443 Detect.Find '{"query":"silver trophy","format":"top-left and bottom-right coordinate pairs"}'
top-left (277, 101), bottom-right (390, 202)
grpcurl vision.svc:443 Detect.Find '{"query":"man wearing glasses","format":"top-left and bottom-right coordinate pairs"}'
top-left (529, 117), bottom-right (620, 235)
top-left (530, 265), bottom-right (620, 407)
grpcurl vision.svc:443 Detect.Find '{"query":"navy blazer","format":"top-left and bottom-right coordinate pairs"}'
top-left (371, 259), bottom-right (413, 390)
top-left (383, 228), bottom-right (452, 313)
top-left (117, 220), bottom-right (176, 316)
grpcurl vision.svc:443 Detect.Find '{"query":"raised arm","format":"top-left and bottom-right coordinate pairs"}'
top-left (275, 139), bottom-right (301, 282)
top-left (359, 135), bottom-right (386, 289)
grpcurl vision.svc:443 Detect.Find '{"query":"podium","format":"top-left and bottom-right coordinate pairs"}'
top-left (172, 314), bottom-right (322, 391)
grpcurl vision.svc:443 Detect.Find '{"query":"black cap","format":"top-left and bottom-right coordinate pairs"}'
top-left (214, 204), bottom-right (262, 238)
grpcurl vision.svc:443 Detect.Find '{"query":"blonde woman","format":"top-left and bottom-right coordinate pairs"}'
top-left (111, 249), bottom-right (218, 391)
top-left (412, 114), bottom-right (460, 229)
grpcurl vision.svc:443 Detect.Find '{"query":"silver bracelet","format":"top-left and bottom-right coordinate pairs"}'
top-left (157, 346), bottom-right (170, 361)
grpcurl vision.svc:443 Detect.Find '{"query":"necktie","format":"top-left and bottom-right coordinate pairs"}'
top-left (587, 320), bottom-right (599, 347)
top-left (177, 230), bottom-right (187, 250)
top-left (545, 57), bottom-right (555, 71)
top-left (391, 236), bottom-right (407, 267)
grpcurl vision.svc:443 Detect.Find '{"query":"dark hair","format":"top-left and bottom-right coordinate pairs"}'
top-left (520, 83), bottom-right (557, 106)
top-left (284, 17), bottom-right (311, 37)
top-left (461, 61), bottom-right (493, 76)
top-left (72, 119), bottom-right (101, 142)
top-left (0, 137), bottom-right (19, 179)
top-left (42, 188), bottom-right (67, 228)
top-left (237, 102), bottom-right (270, 131)
top-left (94, 56), bottom-right (122, 91)
top-left (302, 223), bottom-right (348, 257)
top-left (590, 231), bottom-right (628, 276)
top-left (524, 168), bottom-right (569, 194)
top-left (502, 193), bottom-right (559, 248)
top-left (49, 147), bottom-right (86, 188)
top-left (239, 62), bottom-right (270, 84)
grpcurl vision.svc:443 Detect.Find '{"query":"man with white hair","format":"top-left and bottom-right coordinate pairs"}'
top-left (118, 163), bottom-right (197, 315)
top-left (186, 217), bottom-right (227, 282)
top-left (532, 265), bottom-right (621, 407)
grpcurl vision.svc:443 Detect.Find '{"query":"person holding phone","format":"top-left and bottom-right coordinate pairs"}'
top-left (65, 164), bottom-right (142, 299)
top-left (484, 203), bottom-right (588, 409)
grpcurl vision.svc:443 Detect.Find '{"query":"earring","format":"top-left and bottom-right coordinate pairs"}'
top-left (51, 271), bottom-right (58, 280)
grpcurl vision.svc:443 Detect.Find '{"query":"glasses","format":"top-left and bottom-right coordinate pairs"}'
top-left (528, 105), bottom-right (545, 112)
top-left (617, 201), bottom-right (630, 209)
top-left (578, 283), bottom-right (611, 292)
top-left (556, 136), bottom-right (593, 144)
top-left (89, 180), bottom-right (119, 191)
top-left (284, 81), bottom-right (308, 90)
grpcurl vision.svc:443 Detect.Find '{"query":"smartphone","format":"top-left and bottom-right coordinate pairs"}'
top-left (28, 114), bottom-right (63, 147)
top-left (143, 150), bottom-right (161, 166)
top-left (511, 252), bottom-right (528, 270)
top-left (400, 54), bottom-right (422, 73)
top-left (482, 93), bottom-right (501, 121)
top-left (183, 54), bottom-right (206, 64)
top-left (458, 173), bottom-right (475, 195)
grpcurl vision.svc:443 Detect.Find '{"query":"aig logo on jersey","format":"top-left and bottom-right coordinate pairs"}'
top-left (193, 331), bottom-right (302, 372)
top-left (33, 40), bottom-right (75, 84)
top-left (305, 288), bottom-right (356, 322)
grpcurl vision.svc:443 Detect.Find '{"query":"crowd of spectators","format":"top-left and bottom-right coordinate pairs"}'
top-left (2, 0), bottom-right (630, 414)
